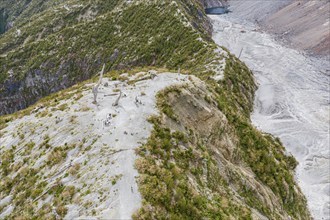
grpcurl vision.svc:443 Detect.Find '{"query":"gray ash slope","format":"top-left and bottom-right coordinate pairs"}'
top-left (228, 0), bottom-right (330, 57)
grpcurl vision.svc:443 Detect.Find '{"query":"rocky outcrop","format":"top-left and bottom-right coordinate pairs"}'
top-left (200, 0), bottom-right (227, 8)
top-left (163, 79), bottom-right (295, 219)
top-left (134, 72), bottom-right (311, 219)
top-left (0, 59), bottom-right (104, 115)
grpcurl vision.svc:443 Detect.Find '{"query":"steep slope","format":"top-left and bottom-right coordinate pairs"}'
top-left (228, 0), bottom-right (330, 57)
top-left (0, 0), bottom-right (312, 219)
top-left (209, 9), bottom-right (330, 219)
top-left (265, 0), bottom-right (330, 56)
top-left (0, 64), bottom-right (311, 219)
top-left (0, 0), bottom-right (216, 115)
top-left (0, 0), bottom-right (63, 34)
top-left (134, 56), bottom-right (311, 219)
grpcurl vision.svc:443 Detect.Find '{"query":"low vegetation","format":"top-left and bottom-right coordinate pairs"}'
top-left (134, 116), bottom-right (253, 219)
top-left (214, 55), bottom-right (309, 218)
top-left (134, 55), bottom-right (310, 219)
top-left (0, 0), bottom-right (219, 115)
top-left (0, 0), bottom-right (311, 219)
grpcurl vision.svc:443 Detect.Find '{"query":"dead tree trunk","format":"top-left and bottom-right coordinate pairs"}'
top-left (112, 91), bottom-right (122, 106)
top-left (238, 48), bottom-right (243, 59)
top-left (92, 64), bottom-right (105, 104)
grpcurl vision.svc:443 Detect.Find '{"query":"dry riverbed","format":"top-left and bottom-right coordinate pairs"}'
top-left (210, 13), bottom-right (330, 219)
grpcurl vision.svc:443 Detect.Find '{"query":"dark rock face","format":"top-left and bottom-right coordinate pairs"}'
top-left (200, 0), bottom-right (226, 8)
top-left (0, 61), bottom-right (98, 115)
top-left (185, 0), bottom-right (227, 35)
top-left (0, 8), bottom-right (8, 34)
top-left (205, 7), bottom-right (229, 14)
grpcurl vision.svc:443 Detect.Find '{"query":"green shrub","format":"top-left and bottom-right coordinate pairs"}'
top-left (47, 146), bottom-right (67, 166)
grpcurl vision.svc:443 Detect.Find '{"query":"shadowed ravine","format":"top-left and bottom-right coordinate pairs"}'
top-left (210, 13), bottom-right (330, 219)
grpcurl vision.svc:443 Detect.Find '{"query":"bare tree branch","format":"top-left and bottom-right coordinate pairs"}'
top-left (238, 48), bottom-right (243, 59)
top-left (92, 64), bottom-right (105, 104)
top-left (112, 90), bottom-right (122, 106)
